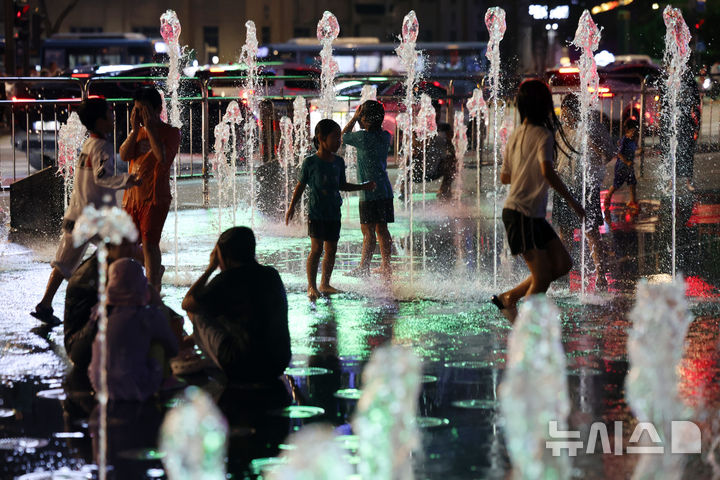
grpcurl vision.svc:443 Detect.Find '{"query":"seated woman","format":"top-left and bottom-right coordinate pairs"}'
top-left (88, 258), bottom-right (179, 401)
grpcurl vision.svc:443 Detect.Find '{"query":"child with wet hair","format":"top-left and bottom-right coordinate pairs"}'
top-left (342, 100), bottom-right (395, 277)
top-left (286, 119), bottom-right (376, 300)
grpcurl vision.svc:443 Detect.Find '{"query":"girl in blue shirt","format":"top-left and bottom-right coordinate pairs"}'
top-left (286, 119), bottom-right (375, 300)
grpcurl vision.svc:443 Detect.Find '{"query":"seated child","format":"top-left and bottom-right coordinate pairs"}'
top-left (88, 258), bottom-right (179, 401)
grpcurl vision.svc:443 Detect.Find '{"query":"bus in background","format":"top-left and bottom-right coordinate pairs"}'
top-left (261, 38), bottom-right (486, 77)
top-left (41, 33), bottom-right (162, 71)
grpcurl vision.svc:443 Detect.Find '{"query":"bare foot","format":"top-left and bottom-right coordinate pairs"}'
top-left (319, 285), bottom-right (341, 295)
top-left (346, 266), bottom-right (370, 277)
top-left (308, 287), bottom-right (321, 301)
top-left (371, 265), bottom-right (392, 277)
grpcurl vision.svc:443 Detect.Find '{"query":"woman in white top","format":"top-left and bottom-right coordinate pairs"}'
top-left (491, 79), bottom-right (584, 322)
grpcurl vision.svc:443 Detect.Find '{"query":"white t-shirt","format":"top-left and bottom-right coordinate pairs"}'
top-left (65, 135), bottom-right (131, 222)
top-left (501, 123), bottom-right (554, 218)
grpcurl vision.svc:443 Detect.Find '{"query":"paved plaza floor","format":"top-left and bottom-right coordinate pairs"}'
top-left (1, 149), bottom-right (719, 478)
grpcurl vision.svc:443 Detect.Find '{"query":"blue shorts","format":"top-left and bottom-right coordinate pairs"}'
top-left (613, 161), bottom-right (637, 188)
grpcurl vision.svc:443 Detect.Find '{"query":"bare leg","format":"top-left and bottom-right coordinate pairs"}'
top-left (358, 223), bottom-right (377, 271)
top-left (376, 223), bottom-right (393, 276)
top-left (144, 242), bottom-right (163, 291)
top-left (498, 238), bottom-right (572, 321)
top-left (307, 238), bottom-right (323, 300)
top-left (319, 241), bottom-right (339, 293)
top-left (629, 184), bottom-right (637, 204)
top-left (586, 229), bottom-right (608, 287)
top-left (604, 186), bottom-right (616, 221)
top-left (37, 267), bottom-right (65, 309)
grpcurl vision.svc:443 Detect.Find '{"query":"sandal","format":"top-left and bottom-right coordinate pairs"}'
top-left (30, 304), bottom-right (61, 326)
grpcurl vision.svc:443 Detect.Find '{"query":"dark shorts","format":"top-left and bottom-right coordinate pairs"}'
top-left (308, 219), bottom-right (341, 242)
top-left (613, 161), bottom-right (637, 188)
top-left (552, 186), bottom-right (603, 230)
top-left (502, 208), bottom-right (559, 256)
top-left (359, 198), bottom-right (395, 224)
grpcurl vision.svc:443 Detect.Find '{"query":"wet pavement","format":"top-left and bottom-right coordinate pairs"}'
top-left (1, 153), bottom-right (720, 479)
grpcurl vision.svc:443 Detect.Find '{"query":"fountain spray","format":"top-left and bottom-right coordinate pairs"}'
top-left (571, 10), bottom-right (601, 298)
top-left (626, 278), bottom-right (693, 478)
top-left (72, 203), bottom-right (138, 480)
top-left (353, 344), bottom-right (422, 479)
top-left (467, 88), bottom-right (487, 209)
top-left (416, 92), bottom-right (437, 210)
top-left (265, 425), bottom-right (352, 479)
top-left (662, 6), bottom-right (691, 279)
top-left (278, 116), bottom-right (294, 214)
top-left (239, 21), bottom-right (260, 228)
top-left (484, 7), bottom-right (506, 290)
top-left (223, 101), bottom-right (243, 226)
top-left (212, 121), bottom-right (231, 233)
top-left (499, 295), bottom-right (572, 479)
top-left (160, 386), bottom-right (228, 480)
top-left (317, 11), bottom-right (340, 119)
top-left (452, 110), bottom-right (468, 204)
top-left (395, 11), bottom-right (420, 210)
top-left (160, 10), bottom-right (183, 282)
top-left (56, 112), bottom-right (87, 209)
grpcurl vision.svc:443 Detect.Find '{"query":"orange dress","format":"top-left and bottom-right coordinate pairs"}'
top-left (123, 123), bottom-right (181, 244)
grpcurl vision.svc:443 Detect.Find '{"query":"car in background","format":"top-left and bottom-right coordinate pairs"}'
top-left (309, 77), bottom-right (448, 138)
top-left (547, 60), bottom-right (662, 136)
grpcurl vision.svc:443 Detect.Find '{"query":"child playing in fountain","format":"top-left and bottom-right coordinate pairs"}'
top-left (31, 98), bottom-right (141, 325)
top-left (604, 119), bottom-right (641, 222)
top-left (285, 119), bottom-right (376, 300)
top-left (492, 79), bottom-right (585, 323)
top-left (341, 100), bottom-right (394, 276)
top-left (120, 86), bottom-right (181, 291)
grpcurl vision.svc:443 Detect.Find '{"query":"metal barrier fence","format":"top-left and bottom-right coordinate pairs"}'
top-left (1, 73), bottom-right (718, 203)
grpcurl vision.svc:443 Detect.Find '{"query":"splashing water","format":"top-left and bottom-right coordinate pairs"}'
top-left (353, 344), bottom-right (422, 480)
top-left (571, 10), bottom-right (601, 298)
top-left (484, 7), bottom-right (506, 290)
top-left (317, 11), bottom-right (340, 119)
top-left (160, 386), bottom-right (228, 480)
top-left (278, 116), bottom-right (294, 213)
top-left (239, 21), bottom-right (260, 228)
top-left (265, 425), bottom-right (352, 479)
top-left (160, 10), bottom-right (183, 284)
top-left (499, 295), bottom-right (572, 480)
top-left (395, 10), bottom-right (420, 207)
top-left (212, 121), bottom-right (231, 233)
top-left (452, 110), bottom-right (468, 203)
top-left (360, 84), bottom-right (377, 104)
top-left (56, 112), bottom-right (87, 209)
top-left (467, 88), bottom-right (488, 209)
top-left (224, 101), bottom-right (243, 226)
top-left (626, 278), bottom-right (693, 479)
top-left (72, 204), bottom-right (138, 480)
top-left (292, 96), bottom-right (310, 165)
top-left (416, 93), bottom-right (437, 209)
top-left (663, 6), bottom-right (691, 279)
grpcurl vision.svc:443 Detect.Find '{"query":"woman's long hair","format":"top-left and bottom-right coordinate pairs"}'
top-left (516, 78), bottom-right (577, 159)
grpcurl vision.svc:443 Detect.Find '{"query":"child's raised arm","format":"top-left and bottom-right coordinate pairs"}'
top-left (285, 181), bottom-right (306, 225)
top-left (342, 104), bottom-right (362, 136)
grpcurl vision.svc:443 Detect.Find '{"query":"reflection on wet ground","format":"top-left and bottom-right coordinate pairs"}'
top-left (1, 172), bottom-right (720, 479)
